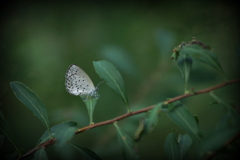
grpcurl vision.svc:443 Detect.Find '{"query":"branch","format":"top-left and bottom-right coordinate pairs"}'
top-left (203, 131), bottom-right (240, 160)
top-left (18, 78), bottom-right (240, 160)
top-left (17, 139), bottom-right (55, 160)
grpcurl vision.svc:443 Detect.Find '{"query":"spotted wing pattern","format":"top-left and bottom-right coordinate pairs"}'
top-left (65, 64), bottom-right (96, 96)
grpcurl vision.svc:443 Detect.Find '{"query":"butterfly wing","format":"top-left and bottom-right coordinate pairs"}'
top-left (65, 64), bottom-right (96, 96)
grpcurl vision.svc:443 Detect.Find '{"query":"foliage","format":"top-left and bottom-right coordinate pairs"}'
top-left (93, 60), bottom-right (130, 111)
top-left (10, 82), bottom-right (51, 137)
top-left (1, 38), bottom-right (240, 160)
top-left (164, 131), bottom-right (192, 160)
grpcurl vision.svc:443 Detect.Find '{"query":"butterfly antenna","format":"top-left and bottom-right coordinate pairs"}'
top-left (96, 80), bottom-right (105, 88)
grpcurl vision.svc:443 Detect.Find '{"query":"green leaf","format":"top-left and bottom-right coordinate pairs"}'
top-left (10, 81), bottom-right (50, 136)
top-left (93, 60), bottom-right (129, 110)
top-left (134, 119), bottom-right (146, 141)
top-left (197, 127), bottom-right (240, 159)
top-left (215, 113), bottom-right (231, 130)
top-left (114, 122), bottom-right (138, 160)
top-left (165, 132), bottom-right (192, 160)
top-left (209, 92), bottom-right (240, 125)
top-left (145, 103), bottom-right (162, 133)
top-left (33, 148), bottom-right (48, 160)
top-left (37, 121), bottom-right (77, 147)
top-left (176, 54), bottom-right (192, 93)
top-left (179, 134), bottom-right (192, 160)
top-left (180, 44), bottom-right (224, 77)
top-left (165, 101), bottom-right (201, 141)
top-left (82, 97), bottom-right (98, 125)
top-left (0, 110), bottom-right (21, 157)
top-left (164, 131), bottom-right (180, 160)
top-left (70, 143), bottom-right (102, 160)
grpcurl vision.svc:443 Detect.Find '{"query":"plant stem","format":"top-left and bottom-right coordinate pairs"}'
top-left (127, 106), bottom-right (131, 113)
top-left (17, 78), bottom-right (240, 160)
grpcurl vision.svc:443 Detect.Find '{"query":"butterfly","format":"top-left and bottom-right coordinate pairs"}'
top-left (65, 64), bottom-right (98, 99)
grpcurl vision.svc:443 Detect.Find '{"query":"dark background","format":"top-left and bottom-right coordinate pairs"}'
top-left (1, 0), bottom-right (239, 159)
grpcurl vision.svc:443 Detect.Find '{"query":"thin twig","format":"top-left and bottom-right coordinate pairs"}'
top-left (18, 78), bottom-right (240, 160)
top-left (17, 139), bottom-right (55, 160)
top-left (203, 131), bottom-right (240, 160)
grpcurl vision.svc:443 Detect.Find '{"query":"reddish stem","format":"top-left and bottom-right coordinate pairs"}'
top-left (18, 78), bottom-right (240, 160)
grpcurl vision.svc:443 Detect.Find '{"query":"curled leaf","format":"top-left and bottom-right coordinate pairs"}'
top-left (145, 103), bottom-right (162, 133)
top-left (176, 54), bottom-right (192, 93)
top-left (172, 38), bottom-right (225, 79)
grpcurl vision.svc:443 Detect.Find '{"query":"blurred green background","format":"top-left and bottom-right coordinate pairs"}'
top-left (1, 0), bottom-right (239, 159)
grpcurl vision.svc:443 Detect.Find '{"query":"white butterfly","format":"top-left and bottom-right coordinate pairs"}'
top-left (65, 64), bottom-right (98, 99)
